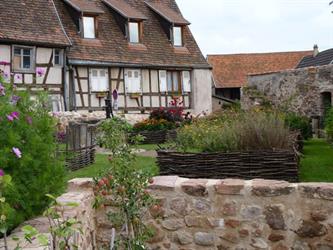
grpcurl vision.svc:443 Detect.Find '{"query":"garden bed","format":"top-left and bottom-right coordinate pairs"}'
top-left (130, 129), bottom-right (177, 144)
top-left (157, 150), bottom-right (299, 182)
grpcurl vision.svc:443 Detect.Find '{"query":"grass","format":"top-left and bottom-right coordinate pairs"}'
top-left (67, 154), bottom-right (159, 180)
top-left (300, 139), bottom-right (333, 182)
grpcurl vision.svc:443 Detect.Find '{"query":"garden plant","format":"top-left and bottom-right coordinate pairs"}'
top-left (0, 74), bottom-right (66, 231)
top-left (94, 118), bottom-right (156, 249)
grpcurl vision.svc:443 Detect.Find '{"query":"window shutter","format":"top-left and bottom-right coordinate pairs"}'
top-left (90, 69), bottom-right (108, 92)
top-left (159, 70), bottom-right (167, 92)
top-left (182, 71), bottom-right (191, 92)
top-left (125, 69), bottom-right (142, 93)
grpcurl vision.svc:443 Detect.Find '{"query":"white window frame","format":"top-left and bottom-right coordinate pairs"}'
top-left (89, 68), bottom-right (109, 92)
top-left (83, 16), bottom-right (96, 39)
top-left (53, 49), bottom-right (63, 67)
top-left (125, 68), bottom-right (142, 93)
top-left (173, 26), bottom-right (183, 47)
top-left (12, 45), bottom-right (35, 73)
top-left (159, 70), bottom-right (167, 92)
top-left (128, 22), bottom-right (140, 43)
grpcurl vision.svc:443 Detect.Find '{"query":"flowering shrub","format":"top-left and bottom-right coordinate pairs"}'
top-left (134, 98), bottom-right (192, 132)
top-left (0, 75), bottom-right (65, 231)
top-left (133, 118), bottom-right (175, 132)
top-left (176, 110), bottom-right (293, 153)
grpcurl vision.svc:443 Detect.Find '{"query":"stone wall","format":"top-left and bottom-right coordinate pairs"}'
top-left (4, 177), bottom-right (333, 249)
top-left (241, 65), bottom-right (333, 118)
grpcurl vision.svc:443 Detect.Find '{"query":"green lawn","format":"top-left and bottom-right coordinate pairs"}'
top-left (67, 154), bottom-right (159, 180)
top-left (300, 139), bottom-right (333, 182)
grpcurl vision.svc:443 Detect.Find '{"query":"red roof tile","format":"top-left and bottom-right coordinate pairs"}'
top-left (0, 0), bottom-right (70, 47)
top-left (63, 0), bottom-right (105, 14)
top-left (207, 51), bottom-right (313, 88)
top-left (145, 1), bottom-right (190, 25)
top-left (102, 0), bottom-right (147, 20)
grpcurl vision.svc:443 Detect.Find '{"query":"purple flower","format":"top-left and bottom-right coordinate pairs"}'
top-left (36, 68), bottom-right (45, 77)
top-left (6, 111), bottom-right (20, 121)
top-left (0, 169), bottom-right (4, 177)
top-left (10, 111), bottom-right (19, 120)
top-left (6, 115), bottom-right (14, 122)
top-left (0, 84), bottom-right (5, 96)
top-left (12, 147), bottom-right (22, 158)
top-left (10, 95), bottom-right (20, 105)
top-left (26, 116), bottom-right (32, 125)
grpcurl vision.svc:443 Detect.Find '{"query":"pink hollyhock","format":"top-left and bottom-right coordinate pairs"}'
top-left (0, 169), bottom-right (4, 177)
top-left (12, 147), bottom-right (22, 158)
top-left (10, 111), bottom-right (19, 120)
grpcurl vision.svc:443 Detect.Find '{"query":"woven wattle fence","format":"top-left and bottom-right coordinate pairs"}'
top-left (157, 150), bottom-right (299, 182)
top-left (130, 130), bottom-right (177, 144)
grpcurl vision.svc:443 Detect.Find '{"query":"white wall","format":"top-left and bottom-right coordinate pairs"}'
top-left (191, 69), bottom-right (213, 115)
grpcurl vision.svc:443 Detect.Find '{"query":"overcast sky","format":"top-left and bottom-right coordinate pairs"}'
top-left (177, 0), bottom-right (333, 56)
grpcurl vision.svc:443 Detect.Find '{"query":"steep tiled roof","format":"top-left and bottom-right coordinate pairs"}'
top-left (55, 0), bottom-right (209, 68)
top-left (63, 0), bottom-right (105, 14)
top-left (297, 49), bottom-right (333, 68)
top-left (145, 1), bottom-right (190, 25)
top-left (102, 0), bottom-right (147, 20)
top-left (207, 51), bottom-right (312, 88)
top-left (0, 0), bottom-right (70, 47)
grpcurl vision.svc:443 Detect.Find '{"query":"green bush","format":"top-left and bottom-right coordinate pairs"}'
top-left (0, 76), bottom-right (66, 231)
top-left (325, 108), bottom-right (333, 141)
top-left (284, 112), bottom-right (312, 140)
top-left (176, 110), bottom-right (292, 153)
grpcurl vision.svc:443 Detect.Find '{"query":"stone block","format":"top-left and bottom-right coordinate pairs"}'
top-left (214, 179), bottom-right (245, 195)
top-left (181, 179), bottom-right (208, 197)
top-left (251, 179), bottom-right (295, 197)
top-left (194, 232), bottom-right (215, 246)
top-left (148, 176), bottom-right (179, 191)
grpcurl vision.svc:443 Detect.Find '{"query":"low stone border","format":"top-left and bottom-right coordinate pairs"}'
top-left (157, 150), bottom-right (299, 182)
top-left (5, 177), bottom-right (333, 249)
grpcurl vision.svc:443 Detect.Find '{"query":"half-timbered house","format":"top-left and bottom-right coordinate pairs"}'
top-left (0, 0), bottom-right (212, 115)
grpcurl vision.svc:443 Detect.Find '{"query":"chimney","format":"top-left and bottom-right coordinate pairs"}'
top-left (313, 44), bottom-right (319, 57)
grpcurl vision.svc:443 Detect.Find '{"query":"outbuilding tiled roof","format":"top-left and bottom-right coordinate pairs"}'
top-left (297, 48), bottom-right (333, 68)
top-left (0, 0), bottom-right (70, 47)
top-left (207, 51), bottom-right (312, 88)
top-left (54, 0), bottom-right (209, 68)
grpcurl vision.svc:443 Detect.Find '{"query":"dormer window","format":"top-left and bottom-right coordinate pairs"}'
top-left (83, 16), bottom-right (96, 39)
top-left (129, 22), bottom-right (140, 43)
top-left (102, 0), bottom-right (147, 43)
top-left (173, 26), bottom-right (183, 47)
top-left (145, 1), bottom-right (190, 47)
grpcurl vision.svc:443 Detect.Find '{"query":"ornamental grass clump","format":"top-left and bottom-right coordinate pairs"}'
top-left (176, 110), bottom-right (293, 153)
top-left (0, 75), bottom-right (65, 231)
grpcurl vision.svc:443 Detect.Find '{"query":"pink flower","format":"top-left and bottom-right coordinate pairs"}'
top-left (36, 68), bottom-right (45, 77)
top-left (12, 147), bottom-right (22, 158)
top-left (0, 61), bottom-right (10, 66)
top-left (0, 169), bottom-right (4, 177)
top-left (6, 115), bottom-right (14, 122)
top-left (10, 95), bottom-right (20, 105)
top-left (14, 74), bottom-right (22, 80)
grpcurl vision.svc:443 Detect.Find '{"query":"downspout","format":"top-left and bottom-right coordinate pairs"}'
top-left (63, 49), bottom-right (69, 111)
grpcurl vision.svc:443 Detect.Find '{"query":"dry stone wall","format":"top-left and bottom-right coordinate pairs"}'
top-left (4, 177), bottom-right (333, 249)
top-left (241, 65), bottom-right (333, 118)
